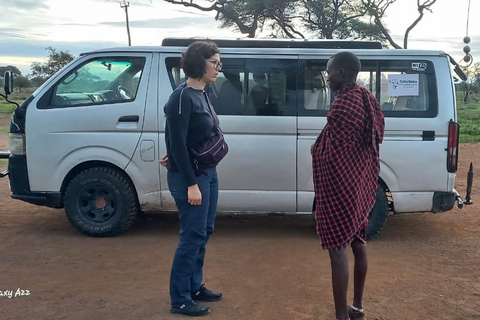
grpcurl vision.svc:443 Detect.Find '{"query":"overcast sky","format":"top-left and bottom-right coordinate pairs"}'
top-left (0, 0), bottom-right (478, 75)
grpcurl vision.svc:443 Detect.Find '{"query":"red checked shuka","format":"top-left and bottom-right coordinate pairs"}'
top-left (311, 83), bottom-right (385, 251)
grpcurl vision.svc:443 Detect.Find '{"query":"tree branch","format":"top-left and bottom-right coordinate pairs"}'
top-left (362, 0), bottom-right (402, 48)
top-left (403, 0), bottom-right (437, 48)
top-left (163, 0), bottom-right (258, 37)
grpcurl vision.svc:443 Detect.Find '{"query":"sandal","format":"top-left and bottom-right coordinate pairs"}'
top-left (347, 305), bottom-right (366, 320)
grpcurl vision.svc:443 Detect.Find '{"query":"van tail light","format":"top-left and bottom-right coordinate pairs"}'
top-left (447, 120), bottom-right (459, 173)
top-left (9, 133), bottom-right (26, 156)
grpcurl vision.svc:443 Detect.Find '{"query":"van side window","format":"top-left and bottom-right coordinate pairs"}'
top-left (245, 60), bottom-right (297, 116)
top-left (213, 68), bottom-right (245, 115)
top-left (49, 57), bottom-right (146, 108)
top-left (165, 57), bottom-right (297, 116)
top-left (357, 61), bottom-right (378, 94)
top-left (380, 60), bottom-right (437, 117)
top-left (303, 65), bottom-right (330, 111)
top-left (299, 60), bottom-right (375, 116)
top-left (299, 61), bottom-right (330, 115)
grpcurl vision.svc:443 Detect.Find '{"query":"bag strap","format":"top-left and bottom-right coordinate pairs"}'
top-left (202, 90), bottom-right (220, 130)
top-left (177, 82), bottom-right (221, 132)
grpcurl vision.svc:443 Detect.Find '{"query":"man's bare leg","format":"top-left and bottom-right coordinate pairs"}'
top-left (351, 237), bottom-right (367, 315)
top-left (329, 249), bottom-right (349, 320)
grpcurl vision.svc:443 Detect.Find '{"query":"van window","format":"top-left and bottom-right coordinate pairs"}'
top-left (357, 61), bottom-right (378, 94)
top-left (380, 60), bottom-right (437, 117)
top-left (213, 66), bottom-right (245, 115)
top-left (49, 57), bottom-right (146, 108)
top-left (298, 60), bottom-right (377, 116)
top-left (165, 57), bottom-right (297, 116)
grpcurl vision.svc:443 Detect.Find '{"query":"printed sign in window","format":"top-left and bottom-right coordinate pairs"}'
top-left (387, 74), bottom-right (419, 96)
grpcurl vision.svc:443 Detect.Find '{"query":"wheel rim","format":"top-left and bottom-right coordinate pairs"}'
top-left (78, 185), bottom-right (116, 223)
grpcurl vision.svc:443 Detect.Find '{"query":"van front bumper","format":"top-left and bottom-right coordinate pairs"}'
top-left (0, 150), bottom-right (10, 159)
top-left (8, 154), bottom-right (62, 208)
top-left (0, 150), bottom-right (10, 178)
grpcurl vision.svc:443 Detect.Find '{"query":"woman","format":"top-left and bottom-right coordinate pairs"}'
top-left (162, 41), bottom-right (224, 317)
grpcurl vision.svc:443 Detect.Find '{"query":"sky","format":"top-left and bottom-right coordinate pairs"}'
top-left (0, 0), bottom-right (478, 75)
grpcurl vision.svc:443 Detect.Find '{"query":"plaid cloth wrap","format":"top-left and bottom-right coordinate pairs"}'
top-left (311, 83), bottom-right (385, 251)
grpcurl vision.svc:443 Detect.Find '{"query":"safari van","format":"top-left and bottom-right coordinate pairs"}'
top-left (0, 38), bottom-right (466, 238)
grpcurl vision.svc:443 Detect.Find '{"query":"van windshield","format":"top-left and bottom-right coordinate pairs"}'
top-left (49, 57), bottom-right (146, 108)
top-left (57, 60), bottom-right (134, 93)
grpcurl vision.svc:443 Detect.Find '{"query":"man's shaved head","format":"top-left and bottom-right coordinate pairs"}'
top-left (330, 51), bottom-right (362, 76)
top-left (326, 51), bottom-right (362, 91)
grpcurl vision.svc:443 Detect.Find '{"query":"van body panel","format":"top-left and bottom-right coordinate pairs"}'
top-left (391, 192), bottom-right (434, 212)
top-left (26, 52), bottom-right (153, 192)
top-left (159, 53), bottom-right (298, 212)
top-left (124, 53), bottom-right (161, 211)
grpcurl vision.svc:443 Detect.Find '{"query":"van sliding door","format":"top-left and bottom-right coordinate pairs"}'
top-left (211, 56), bottom-right (298, 213)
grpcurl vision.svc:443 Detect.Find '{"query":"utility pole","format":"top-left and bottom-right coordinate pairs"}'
top-left (120, 1), bottom-right (131, 46)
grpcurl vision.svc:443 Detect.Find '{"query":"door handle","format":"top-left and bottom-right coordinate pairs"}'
top-left (118, 115), bottom-right (139, 122)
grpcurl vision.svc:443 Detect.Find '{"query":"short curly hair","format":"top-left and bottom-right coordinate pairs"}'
top-left (181, 41), bottom-right (220, 79)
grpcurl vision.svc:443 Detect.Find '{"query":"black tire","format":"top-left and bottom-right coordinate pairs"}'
top-left (64, 167), bottom-right (139, 237)
top-left (366, 184), bottom-right (389, 240)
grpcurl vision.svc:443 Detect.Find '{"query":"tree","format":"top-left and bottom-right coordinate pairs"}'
top-left (0, 65), bottom-right (22, 77)
top-left (470, 62), bottom-right (480, 88)
top-left (162, 0), bottom-right (437, 48)
top-left (30, 47), bottom-right (74, 82)
top-left (300, 0), bottom-right (385, 41)
top-left (14, 75), bottom-right (31, 92)
top-left (362, 0), bottom-right (437, 49)
top-left (163, 0), bottom-right (299, 38)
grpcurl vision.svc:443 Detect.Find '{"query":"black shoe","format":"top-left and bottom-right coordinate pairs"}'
top-left (192, 284), bottom-right (222, 302)
top-left (171, 300), bottom-right (210, 316)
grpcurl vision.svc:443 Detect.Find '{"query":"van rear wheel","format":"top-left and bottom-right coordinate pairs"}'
top-left (64, 167), bottom-right (139, 237)
top-left (366, 185), bottom-right (389, 240)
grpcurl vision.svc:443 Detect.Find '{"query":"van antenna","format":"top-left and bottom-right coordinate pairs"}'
top-left (462, 0), bottom-right (474, 205)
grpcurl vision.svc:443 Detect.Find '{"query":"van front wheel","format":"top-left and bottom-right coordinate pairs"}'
top-left (366, 185), bottom-right (389, 240)
top-left (64, 167), bottom-right (139, 237)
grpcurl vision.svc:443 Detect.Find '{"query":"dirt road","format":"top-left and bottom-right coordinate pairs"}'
top-left (1, 117), bottom-right (479, 320)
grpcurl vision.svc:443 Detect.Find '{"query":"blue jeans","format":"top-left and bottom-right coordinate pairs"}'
top-left (168, 167), bottom-right (219, 306)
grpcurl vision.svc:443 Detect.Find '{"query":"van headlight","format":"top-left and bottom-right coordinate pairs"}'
top-left (9, 133), bottom-right (26, 155)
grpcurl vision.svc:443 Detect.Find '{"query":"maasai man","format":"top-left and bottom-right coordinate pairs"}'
top-left (311, 51), bottom-right (385, 320)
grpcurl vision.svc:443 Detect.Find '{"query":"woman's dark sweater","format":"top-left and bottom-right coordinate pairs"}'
top-left (164, 83), bottom-right (217, 186)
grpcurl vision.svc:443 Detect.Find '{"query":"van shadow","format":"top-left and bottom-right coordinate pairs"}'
top-left (371, 212), bottom-right (451, 243)
top-left (130, 212), bottom-right (318, 239)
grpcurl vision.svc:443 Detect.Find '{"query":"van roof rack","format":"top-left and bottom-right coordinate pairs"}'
top-left (162, 38), bottom-right (383, 49)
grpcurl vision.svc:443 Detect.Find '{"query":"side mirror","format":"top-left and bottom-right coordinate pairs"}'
top-left (4, 71), bottom-right (14, 95)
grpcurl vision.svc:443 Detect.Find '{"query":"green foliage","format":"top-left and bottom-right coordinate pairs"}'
top-left (30, 47), bottom-right (74, 83)
top-left (166, 0), bottom-right (416, 45)
top-left (300, 0), bottom-right (386, 42)
top-left (0, 101), bottom-right (16, 114)
top-left (0, 88), bottom-right (32, 114)
top-left (0, 66), bottom-right (22, 77)
top-left (457, 97), bottom-right (480, 143)
top-left (13, 75), bottom-right (31, 91)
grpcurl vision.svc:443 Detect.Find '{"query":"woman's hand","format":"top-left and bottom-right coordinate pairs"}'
top-left (159, 154), bottom-right (168, 168)
top-left (188, 184), bottom-right (202, 206)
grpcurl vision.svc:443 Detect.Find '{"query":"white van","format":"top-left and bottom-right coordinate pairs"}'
top-left (0, 38), bottom-right (465, 238)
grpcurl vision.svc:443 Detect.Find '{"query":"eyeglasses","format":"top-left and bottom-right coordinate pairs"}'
top-left (208, 60), bottom-right (222, 70)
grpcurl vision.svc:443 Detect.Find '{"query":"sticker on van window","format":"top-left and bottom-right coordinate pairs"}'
top-left (412, 62), bottom-right (427, 71)
top-left (388, 74), bottom-right (419, 96)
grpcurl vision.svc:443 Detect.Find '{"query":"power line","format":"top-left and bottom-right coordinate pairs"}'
top-left (120, 1), bottom-right (132, 46)
top-left (466, 0), bottom-right (471, 37)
